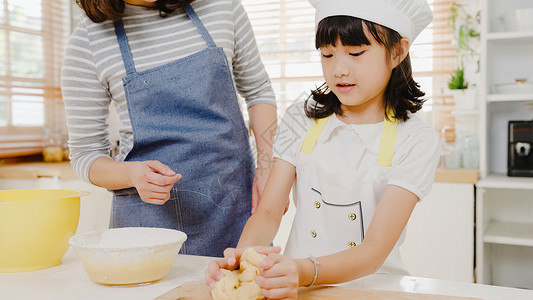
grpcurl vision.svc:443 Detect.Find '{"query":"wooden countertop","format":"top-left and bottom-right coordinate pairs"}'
top-left (0, 162), bottom-right (479, 184)
top-left (1, 249), bottom-right (532, 300)
top-left (0, 161), bottom-right (77, 179)
top-left (434, 168), bottom-right (479, 185)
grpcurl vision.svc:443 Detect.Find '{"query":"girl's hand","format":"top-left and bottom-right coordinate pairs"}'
top-left (205, 247), bottom-right (240, 290)
top-left (129, 160), bottom-right (181, 205)
top-left (205, 246), bottom-right (282, 291)
top-left (256, 253), bottom-right (299, 300)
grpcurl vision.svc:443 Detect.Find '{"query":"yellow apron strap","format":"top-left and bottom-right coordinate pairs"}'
top-left (300, 114), bottom-right (397, 167)
top-left (300, 116), bottom-right (332, 154)
top-left (377, 117), bottom-right (398, 167)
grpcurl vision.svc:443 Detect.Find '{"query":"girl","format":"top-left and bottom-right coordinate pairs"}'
top-left (205, 0), bottom-right (440, 298)
top-left (61, 0), bottom-right (277, 257)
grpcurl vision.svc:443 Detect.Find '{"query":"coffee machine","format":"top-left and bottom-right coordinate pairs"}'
top-left (508, 120), bottom-right (533, 177)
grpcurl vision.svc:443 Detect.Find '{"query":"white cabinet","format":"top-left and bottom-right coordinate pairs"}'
top-left (477, 0), bottom-right (533, 288)
top-left (400, 182), bottom-right (474, 283)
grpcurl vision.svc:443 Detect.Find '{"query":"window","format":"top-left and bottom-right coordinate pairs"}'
top-left (0, 0), bottom-right (69, 157)
top-left (242, 0), bottom-right (456, 133)
top-left (242, 0), bottom-right (320, 114)
top-left (414, 0), bottom-right (456, 133)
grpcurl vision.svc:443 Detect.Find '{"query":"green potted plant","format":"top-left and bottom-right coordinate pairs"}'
top-left (448, 68), bottom-right (469, 90)
top-left (448, 1), bottom-right (480, 110)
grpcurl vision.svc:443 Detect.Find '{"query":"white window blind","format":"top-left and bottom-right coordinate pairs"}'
top-left (0, 0), bottom-right (69, 157)
top-left (417, 0), bottom-right (456, 133)
top-left (242, 0), bottom-right (456, 132)
top-left (242, 0), bottom-right (322, 114)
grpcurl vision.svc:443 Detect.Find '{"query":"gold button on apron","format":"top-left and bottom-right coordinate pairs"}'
top-left (348, 241), bottom-right (356, 248)
top-left (311, 230), bottom-right (317, 238)
top-left (348, 213), bottom-right (356, 221)
top-left (314, 201), bottom-right (321, 208)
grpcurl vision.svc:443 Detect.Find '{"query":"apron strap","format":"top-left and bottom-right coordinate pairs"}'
top-left (113, 5), bottom-right (217, 76)
top-left (184, 5), bottom-right (217, 48)
top-left (299, 114), bottom-right (398, 167)
top-left (377, 117), bottom-right (398, 167)
top-left (300, 116), bottom-right (331, 155)
top-left (114, 19), bottom-right (137, 75)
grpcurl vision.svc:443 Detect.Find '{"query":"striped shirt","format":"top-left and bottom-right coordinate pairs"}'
top-left (61, 0), bottom-right (276, 183)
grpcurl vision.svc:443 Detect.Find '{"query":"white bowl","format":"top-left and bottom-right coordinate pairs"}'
top-left (69, 227), bottom-right (187, 285)
top-left (502, 8), bottom-right (533, 32)
top-left (494, 79), bottom-right (533, 94)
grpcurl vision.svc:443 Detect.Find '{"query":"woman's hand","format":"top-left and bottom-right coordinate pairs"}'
top-left (205, 246), bottom-right (282, 291)
top-left (129, 160), bottom-right (181, 205)
top-left (256, 253), bottom-right (299, 300)
top-left (252, 165), bottom-right (290, 215)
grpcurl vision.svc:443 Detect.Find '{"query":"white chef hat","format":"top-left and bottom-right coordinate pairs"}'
top-left (308, 0), bottom-right (433, 43)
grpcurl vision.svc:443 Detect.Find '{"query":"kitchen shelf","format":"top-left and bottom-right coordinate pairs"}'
top-left (487, 94), bottom-right (533, 102)
top-left (477, 175), bottom-right (533, 190)
top-left (486, 31), bottom-right (533, 43)
top-left (484, 221), bottom-right (533, 247)
top-left (451, 110), bottom-right (480, 116)
top-left (477, 0), bottom-right (533, 288)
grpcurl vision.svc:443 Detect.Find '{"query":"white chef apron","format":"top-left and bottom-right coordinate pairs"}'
top-left (284, 114), bottom-right (409, 275)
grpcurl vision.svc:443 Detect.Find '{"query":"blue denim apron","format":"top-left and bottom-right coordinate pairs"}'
top-left (110, 5), bottom-right (254, 257)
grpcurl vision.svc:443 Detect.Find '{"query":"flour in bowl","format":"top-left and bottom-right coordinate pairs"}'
top-left (78, 227), bottom-right (185, 249)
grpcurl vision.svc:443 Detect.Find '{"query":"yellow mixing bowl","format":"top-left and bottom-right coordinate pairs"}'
top-left (0, 189), bottom-right (86, 272)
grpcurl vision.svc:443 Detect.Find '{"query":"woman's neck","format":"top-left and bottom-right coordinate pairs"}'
top-left (123, 0), bottom-right (158, 7)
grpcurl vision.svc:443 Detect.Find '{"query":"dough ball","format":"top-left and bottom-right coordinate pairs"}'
top-left (211, 269), bottom-right (240, 300)
top-left (238, 281), bottom-right (263, 300)
top-left (239, 265), bottom-right (259, 282)
top-left (241, 247), bottom-right (264, 266)
top-left (211, 248), bottom-right (266, 300)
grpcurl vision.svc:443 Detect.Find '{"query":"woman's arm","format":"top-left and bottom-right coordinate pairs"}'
top-left (89, 157), bottom-right (181, 205)
top-left (238, 157), bottom-right (296, 247)
top-left (231, 0), bottom-right (278, 212)
top-left (61, 21), bottom-right (114, 184)
top-left (248, 103), bottom-right (278, 213)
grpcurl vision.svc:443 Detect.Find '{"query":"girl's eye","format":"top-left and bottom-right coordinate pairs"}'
top-left (322, 54), bottom-right (333, 58)
top-left (349, 51), bottom-right (365, 57)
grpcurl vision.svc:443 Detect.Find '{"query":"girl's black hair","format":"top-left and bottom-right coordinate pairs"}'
top-left (305, 16), bottom-right (425, 122)
top-left (76, 0), bottom-right (195, 23)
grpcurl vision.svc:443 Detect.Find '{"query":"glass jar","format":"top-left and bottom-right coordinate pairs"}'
top-left (441, 125), bottom-right (461, 170)
top-left (458, 132), bottom-right (479, 170)
top-left (62, 133), bottom-right (70, 161)
top-left (444, 141), bottom-right (462, 170)
top-left (43, 128), bottom-right (64, 162)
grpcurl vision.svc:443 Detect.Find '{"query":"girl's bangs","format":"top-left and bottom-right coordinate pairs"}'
top-left (315, 16), bottom-right (372, 48)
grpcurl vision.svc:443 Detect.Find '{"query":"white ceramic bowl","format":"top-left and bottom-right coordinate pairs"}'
top-left (69, 227), bottom-right (187, 285)
top-left (494, 79), bottom-right (533, 94)
top-left (502, 7), bottom-right (533, 32)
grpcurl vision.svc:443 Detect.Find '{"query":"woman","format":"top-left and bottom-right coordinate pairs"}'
top-left (61, 0), bottom-right (277, 257)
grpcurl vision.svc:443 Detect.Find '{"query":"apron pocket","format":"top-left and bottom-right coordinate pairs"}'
top-left (111, 192), bottom-right (179, 229)
top-left (321, 200), bottom-right (365, 248)
top-left (112, 187), bottom-right (138, 196)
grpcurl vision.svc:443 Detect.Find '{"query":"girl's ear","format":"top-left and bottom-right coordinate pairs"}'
top-left (391, 37), bottom-right (410, 68)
